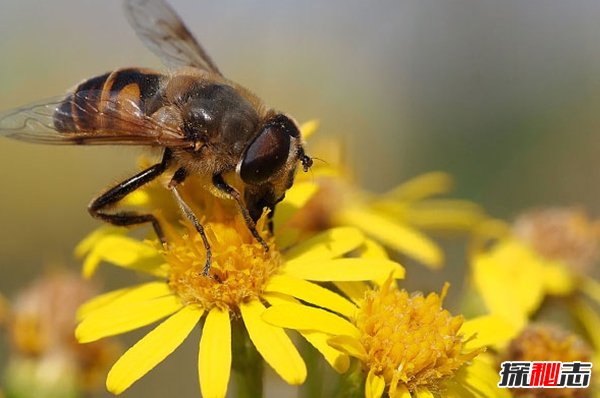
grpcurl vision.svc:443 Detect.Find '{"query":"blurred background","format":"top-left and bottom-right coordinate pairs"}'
top-left (1, 1), bottom-right (600, 397)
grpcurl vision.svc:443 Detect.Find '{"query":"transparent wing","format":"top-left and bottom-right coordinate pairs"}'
top-left (0, 92), bottom-right (190, 147)
top-left (124, 0), bottom-right (221, 74)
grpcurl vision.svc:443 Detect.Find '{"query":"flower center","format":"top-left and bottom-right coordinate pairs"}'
top-left (355, 282), bottom-right (482, 394)
top-left (503, 324), bottom-right (592, 365)
top-left (289, 176), bottom-right (346, 232)
top-left (163, 220), bottom-right (281, 312)
top-left (513, 208), bottom-right (599, 273)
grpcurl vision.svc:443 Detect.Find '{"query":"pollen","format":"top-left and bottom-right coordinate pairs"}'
top-left (513, 208), bottom-right (600, 273)
top-left (355, 280), bottom-right (483, 394)
top-left (163, 217), bottom-right (281, 313)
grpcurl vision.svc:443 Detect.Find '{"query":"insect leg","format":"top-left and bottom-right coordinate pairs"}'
top-left (168, 168), bottom-right (212, 276)
top-left (267, 207), bottom-right (275, 234)
top-left (212, 174), bottom-right (269, 252)
top-left (88, 149), bottom-right (172, 244)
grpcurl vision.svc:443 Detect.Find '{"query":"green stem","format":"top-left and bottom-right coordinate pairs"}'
top-left (298, 336), bottom-right (324, 398)
top-left (334, 361), bottom-right (365, 398)
top-left (231, 319), bottom-right (263, 398)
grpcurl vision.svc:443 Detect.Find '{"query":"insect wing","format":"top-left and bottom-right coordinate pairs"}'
top-left (0, 92), bottom-right (187, 146)
top-left (124, 0), bottom-right (221, 74)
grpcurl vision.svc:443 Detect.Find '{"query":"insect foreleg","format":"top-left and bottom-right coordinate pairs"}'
top-left (212, 174), bottom-right (269, 252)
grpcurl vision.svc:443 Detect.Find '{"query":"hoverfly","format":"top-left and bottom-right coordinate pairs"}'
top-left (0, 0), bottom-right (312, 275)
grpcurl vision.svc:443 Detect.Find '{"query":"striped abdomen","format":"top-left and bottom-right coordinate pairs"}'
top-left (54, 68), bottom-right (165, 133)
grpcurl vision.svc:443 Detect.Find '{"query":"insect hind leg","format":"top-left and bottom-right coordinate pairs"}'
top-left (88, 149), bottom-right (172, 244)
top-left (90, 211), bottom-right (166, 244)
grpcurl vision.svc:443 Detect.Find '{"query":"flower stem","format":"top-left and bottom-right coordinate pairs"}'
top-left (231, 319), bottom-right (263, 398)
top-left (334, 361), bottom-right (364, 398)
top-left (299, 336), bottom-right (324, 398)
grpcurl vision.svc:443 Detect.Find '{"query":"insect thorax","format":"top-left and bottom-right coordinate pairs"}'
top-left (162, 75), bottom-right (261, 154)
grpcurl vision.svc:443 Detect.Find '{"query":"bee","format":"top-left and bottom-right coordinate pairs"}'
top-left (0, 0), bottom-right (312, 275)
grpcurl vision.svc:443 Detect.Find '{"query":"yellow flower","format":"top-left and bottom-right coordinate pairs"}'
top-left (75, 178), bottom-right (405, 397)
top-left (290, 122), bottom-right (485, 269)
top-left (513, 208), bottom-right (600, 274)
top-left (263, 277), bottom-right (514, 397)
top-left (499, 323), bottom-right (598, 398)
top-left (3, 271), bottom-right (119, 397)
top-left (470, 208), bottom-right (600, 339)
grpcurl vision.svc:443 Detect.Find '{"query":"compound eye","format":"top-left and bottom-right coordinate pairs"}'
top-left (240, 122), bottom-right (291, 184)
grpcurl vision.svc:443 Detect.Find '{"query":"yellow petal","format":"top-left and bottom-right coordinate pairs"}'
top-left (240, 300), bottom-right (306, 385)
top-left (300, 119), bottom-right (320, 140)
top-left (471, 240), bottom-right (543, 329)
top-left (274, 181), bottom-right (319, 231)
top-left (394, 384), bottom-right (411, 398)
top-left (82, 251), bottom-right (102, 279)
top-left (365, 369), bottom-right (385, 398)
top-left (468, 218), bottom-right (511, 258)
top-left (337, 207), bottom-right (443, 268)
top-left (443, 383), bottom-right (474, 398)
top-left (383, 199), bottom-right (484, 231)
top-left (571, 298), bottom-right (600, 352)
top-left (415, 388), bottom-right (435, 398)
top-left (199, 308), bottom-right (231, 398)
top-left (542, 262), bottom-right (575, 295)
top-left (301, 331), bottom-right (350, 373)
top-left (328, 335), bottom-right (368, 361)
top-left (581, 277), bottom-right (600, 305)
top-left (107, 306), bottom-right (203, 394)
top-left (77, 282), bottom-right (171, 321)
top-left (384, 171), bottom-right (453, 202)
top-left (262, 303), bottom-right (359, 338)
top-left (284, 227), bottom-right (364, 262)
top-left (76, 287), bottom-right (130, 321)
top-left (461, 315), bottom-right (520, 350)
top-left (264, 293), bottom-right (350, 373)
top-left (265, 275), bottom-right (356, 318)
top-left (283, 258), bottom-right (404, 282)
top-left (263, 292), bottom-right (298, 305)
top-left (75, 226), bottom-right (127, 258)
top-left (457, 356), bottom-right (511, 398)
top-left (359, 238), bottom-right (389, 259)
top-left (83, 235), bottom-right (165, 278)
top-left (334, 281), bottom-right (369, 305)
top-left (76, 295), bottom-right (182, 343)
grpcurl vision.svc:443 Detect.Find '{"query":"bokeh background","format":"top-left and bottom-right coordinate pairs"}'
top-left (1, 1), bottom-right (600, 397)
